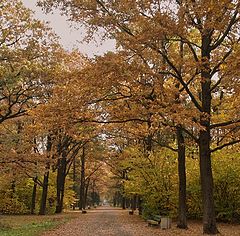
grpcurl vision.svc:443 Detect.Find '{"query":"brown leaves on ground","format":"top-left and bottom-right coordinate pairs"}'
top-left (41, 207), bottom-right (240, 236)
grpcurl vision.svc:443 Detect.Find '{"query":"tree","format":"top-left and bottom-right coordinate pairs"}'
top-left (0, 0), bottom-right (59, 124)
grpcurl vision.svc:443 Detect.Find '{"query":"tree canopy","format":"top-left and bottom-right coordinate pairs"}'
top-left (0, 1), bottom-right (240, 235)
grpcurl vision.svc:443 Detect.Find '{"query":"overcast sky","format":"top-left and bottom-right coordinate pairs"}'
top-left (22, 0), bottom-right (116, 57)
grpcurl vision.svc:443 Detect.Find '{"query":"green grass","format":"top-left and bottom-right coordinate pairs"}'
top-left (0, 220), bottom-right (57, 236)
top-left (0, 213), bottom-right (78, 236)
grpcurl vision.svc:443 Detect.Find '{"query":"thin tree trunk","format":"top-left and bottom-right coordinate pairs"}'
top-left (39, 135), bottom-right (52, 215)
top-left (55, 152), bottom-right (67, 214)
top-left (113, 193), bottom-right (117, 207)
top-left (122, 195), bottom-right (126, 209)
top-left (91, 180), bottom-right (96, 206)
top-left (126, 198), bottom-right (130, 208)
top-left (55, 159), bottom-right (62, 213)
top-left (39, 171), bottom-right (49, 215)
top-left (59, 179), bottom-right (65, 212)
top-left (138, 197), bottom-right (143, 215)
top-left (84, 178), bottom-right (90, 208)
top-left (31, 176), bottom-right (38, 214)
top-left (79, 145), bottom-right (86, 210)
top-left (132, 194), bottom-right (137, 211)
top-left (176, 41), bottom-right (187, 229)
top-left (122, 170), bottom-right (126, 209)
top-left (73, 156), bottom-right (76, 210)
top-left (177, 125), bottom-right (187, 229)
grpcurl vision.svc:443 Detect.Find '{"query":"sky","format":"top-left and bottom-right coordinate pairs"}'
top-left (22, 0), bottom-right (116, 57)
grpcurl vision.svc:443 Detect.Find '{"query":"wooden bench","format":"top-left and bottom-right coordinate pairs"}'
top-left (147, 215), bottom-right (161, 226)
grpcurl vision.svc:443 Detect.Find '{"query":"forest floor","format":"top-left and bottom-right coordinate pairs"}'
top-left (40, 206), bottom-right (240, 236)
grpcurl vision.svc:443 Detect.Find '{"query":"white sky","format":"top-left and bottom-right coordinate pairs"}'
top-left (22, 0), bottom-right (116, 57)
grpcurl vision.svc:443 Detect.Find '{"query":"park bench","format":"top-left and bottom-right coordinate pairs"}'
top-left (147, 215), bottom-right (161, 226)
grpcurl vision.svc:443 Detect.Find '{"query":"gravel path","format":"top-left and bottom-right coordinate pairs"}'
top-left (41, 206), bottom-right (240, 236)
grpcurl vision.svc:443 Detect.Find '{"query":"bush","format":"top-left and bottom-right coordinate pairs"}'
top-left (0, 196), bottom-right (28, 214)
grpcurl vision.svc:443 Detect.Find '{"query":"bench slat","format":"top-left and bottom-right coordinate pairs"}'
top-left (147, 214), bottom-right (161, 226)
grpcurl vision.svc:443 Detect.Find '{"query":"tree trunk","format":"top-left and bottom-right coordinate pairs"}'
top-left (199, 32), bottom-right (218, 234)
top-left (122, 170), bottom-right (126, 209)
top-left (113, 194), bottom-right (117, 207)
top-left (39, 135), bottom-right (52, 215)
top-left (177, 125), bottom-right (187, 229)
top-left (199, 128), bottom-right (218, 234)
top-left (132, 194), bottom-right (137, 211)
top-left (55, 151), bottom-right (67, 214)
top-left (122, 195), bottom-right (126, 209)
top-left (126, 198), bottom-right (130, 208)
top-left (79, 145), bottom-right (86, 210)
top-left (39, 171), bottom-right (49, 215)
top-left (175, 40), bottom-right (188, 226)
top-left (138, 197), bottom-right (143, 215)
top-left (84, 178), bottom-right (90, 208)
top-left (31, 177), bottom-right (38, 214)
top-left (73, 156), bottom-right (76, 210)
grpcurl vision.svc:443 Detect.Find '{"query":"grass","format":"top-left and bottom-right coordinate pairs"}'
top-left (0, 212), bottom-right (78, 236)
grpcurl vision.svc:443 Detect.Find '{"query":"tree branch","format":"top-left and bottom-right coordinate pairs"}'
top-left (211, 139), bottom-right (240, 153)
top-left (210, 9), bottom-right (239, 50)
top-left (210, 119), bottom-right (240, 129)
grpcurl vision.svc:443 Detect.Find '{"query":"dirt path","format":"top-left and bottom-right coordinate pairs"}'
top-left (41, 206), bottom-right (240, 236)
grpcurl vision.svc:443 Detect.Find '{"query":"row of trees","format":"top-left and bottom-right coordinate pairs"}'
top-left (0, 0), bottom-right (105, 216)
top-left (38, 0), bottom-right (240, 234)
top-left (1, 0), bottom-right (240, 235)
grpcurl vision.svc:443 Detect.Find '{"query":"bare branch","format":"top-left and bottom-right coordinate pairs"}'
top-left (210, 9), bottom-right (239, 50)
top-left (210, 119), bottom-right (240, 129)
top-left (211, 139), bottom-right (240, 153)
